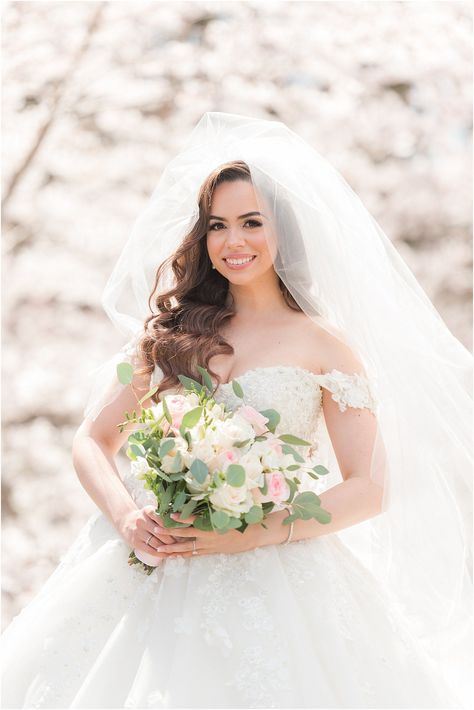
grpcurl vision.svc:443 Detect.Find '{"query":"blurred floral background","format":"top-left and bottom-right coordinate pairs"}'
top-left (2, 0), bottom-right (472, 629)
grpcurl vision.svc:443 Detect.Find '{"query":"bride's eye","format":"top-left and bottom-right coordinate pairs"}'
top-left (208, 220), bottom-right (262, 231)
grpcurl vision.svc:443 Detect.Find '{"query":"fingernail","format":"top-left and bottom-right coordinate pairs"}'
top-left (170, 513), bottom-right (180, 519)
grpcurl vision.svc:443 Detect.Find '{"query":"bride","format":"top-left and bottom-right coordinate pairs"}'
top-left (1, 113), bottom-right (472, 709)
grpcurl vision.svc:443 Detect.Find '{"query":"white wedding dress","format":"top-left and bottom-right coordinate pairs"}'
top-left (0, 366), bottom-right (465, 708)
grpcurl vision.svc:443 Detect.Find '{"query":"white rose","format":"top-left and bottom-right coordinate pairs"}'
top-left (131, 455), bottom-right (152, 478)
top-left (150, 402), bottom-right (164, 421)
top-left (210, 415), bottom-right (255, 450)
top-left (210, 483), bottom-right (254, 516)
top-left (161, 436), bottom-right (188, 473)
top-left (238, 450), bottom-right (264, 489)
top-left (205, 400), bottom-right (226, 421)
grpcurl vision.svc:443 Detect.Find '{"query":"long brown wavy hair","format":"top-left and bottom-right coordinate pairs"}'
top-left (135, 160), bottom-right (307, 401)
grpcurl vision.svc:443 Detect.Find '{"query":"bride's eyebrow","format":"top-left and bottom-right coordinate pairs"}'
top-left (208, 211), bottom-right (267, 221)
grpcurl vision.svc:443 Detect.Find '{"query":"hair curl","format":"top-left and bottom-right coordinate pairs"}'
top-left (135, 160), bottom-right (307, 400)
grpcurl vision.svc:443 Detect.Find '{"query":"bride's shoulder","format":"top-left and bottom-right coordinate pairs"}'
top-left (302, 315), bottom-right (366, 375)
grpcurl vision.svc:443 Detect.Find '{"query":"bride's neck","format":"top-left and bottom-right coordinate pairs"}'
top-left (226, 275), bottom-right (288, 318)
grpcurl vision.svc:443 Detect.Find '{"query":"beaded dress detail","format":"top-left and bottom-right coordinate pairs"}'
top-left (1, 367), bottom-right (458, 709)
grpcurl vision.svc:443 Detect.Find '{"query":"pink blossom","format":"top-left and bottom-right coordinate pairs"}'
top-left (166, 395), bottom-right (191, 429)
top-left (238, 405), bottom-right (269, 435)
top-left (216, 448), bottom-right (241, 470)
top-left (253, 471), bottom-right (290, 504)
top-left (265, 432), bottom-right (283, 456)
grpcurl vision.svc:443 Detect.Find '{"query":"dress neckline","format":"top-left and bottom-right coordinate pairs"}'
top-left (213, 364), bottom-right (324, 388)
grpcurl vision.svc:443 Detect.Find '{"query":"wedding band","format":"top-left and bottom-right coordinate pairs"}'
top-left (192, 539), bottom-right (198, 555)
top-left (146, 533), bottom-right (153, 546)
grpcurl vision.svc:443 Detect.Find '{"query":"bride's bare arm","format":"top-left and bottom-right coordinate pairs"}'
top-left (257, 335), bottom-right (385, 547)
top-left (71, 363), bottom-right (175, 553)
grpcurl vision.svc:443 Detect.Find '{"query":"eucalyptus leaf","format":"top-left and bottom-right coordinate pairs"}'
top-left (244, 506), bottom-right (264, 525)
top-left (190, 458), bottom-right (209, 484)
top-left (172, 490), bottom-right (187, 512)
top-left (180, 498), bottom-right (197, 519)
top-left (117, 362), bottom-right (134, 385)
top-left (259, 408), bottom-right (280, 432)
top-left (193, 515), bottom-right (213, 531)
top-left (197, 365), bottom-right (214, 392)
top-left (167, 450), bottom-right (183, 474)
top-left (226, 464), bottom-right (245, 487)
top-left (282, 444), bottom-right (305, 463)
top-left (279, 433), bottom-right (311, 446)
top-left (211, 509), bottom-right (230, 529)
top-left (181, 406), bottom-right (203, 429)
top-left (162, 397), bottom-right (172, 424)
top-left (234, 438), bottom-right (251, 448)
top-left (130, 444), bottom-right (144, 458)
top-left (159, 438), bottom-right (175, 457)
top-left (231, 379), bottom-right (244, 399)
top-left (138, 385), bottom-right (159, 405)
top-left (313, 464), bottom-right (329, 476)
top-left (159, 484), bottom-right (174, 514)
top-left (177, 374), bottom-right (204, 394)
top-left (227, 516), bottom-right (244, 529)
top-left (312, 506), bottom-right (332, 524)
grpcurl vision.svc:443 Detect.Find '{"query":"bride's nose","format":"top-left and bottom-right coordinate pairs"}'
top-left (225, 227), bottom-right (247, 248)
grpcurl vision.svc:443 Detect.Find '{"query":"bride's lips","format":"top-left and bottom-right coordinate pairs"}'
top-left (222, 255), bottom-right (257, 270)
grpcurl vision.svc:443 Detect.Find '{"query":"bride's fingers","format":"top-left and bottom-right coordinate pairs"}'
top-left (133, 536), bottom-right (164, 558)
top-left (144, 522), bottom-right (177, 545)
top-left (138, 529), bottom-right (169, 551)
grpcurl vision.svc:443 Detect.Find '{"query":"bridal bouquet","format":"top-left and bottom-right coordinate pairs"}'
top-left (116, 362), bottom-right (331, 574)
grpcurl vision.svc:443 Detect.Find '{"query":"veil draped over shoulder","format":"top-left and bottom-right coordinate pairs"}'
top-left (83, 112), bottom-right (472, 702)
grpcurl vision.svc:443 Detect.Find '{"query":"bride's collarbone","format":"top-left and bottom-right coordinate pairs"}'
top-left (208, 356), bottom-right (323, 384)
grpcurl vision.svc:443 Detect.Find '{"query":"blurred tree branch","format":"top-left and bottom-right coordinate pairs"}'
top-left (2, 2), bottom-right (106, 214)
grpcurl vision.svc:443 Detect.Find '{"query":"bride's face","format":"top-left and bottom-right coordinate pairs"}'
top-left (206, 180), bottom-right (278, 283)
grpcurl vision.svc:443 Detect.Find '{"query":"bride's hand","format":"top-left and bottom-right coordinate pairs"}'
top-left (150, 511), bottom-right (263, 559)
top-left (118, 505), bottom-right (178, 558)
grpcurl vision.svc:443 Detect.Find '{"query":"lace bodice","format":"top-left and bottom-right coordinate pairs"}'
top-left (151, 363), bottom-right (377, 439)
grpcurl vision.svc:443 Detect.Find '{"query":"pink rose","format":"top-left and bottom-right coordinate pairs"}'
top-left (216, 448), bottom-right (241, 470)
top-left (265, 432), bottom-right (283, 456)
top-left (253, 471), bottom-right (290, 504)
top-left (238, 405), bottom-right (269, 436)
top-left (166, 395), bottom-right (191, 429)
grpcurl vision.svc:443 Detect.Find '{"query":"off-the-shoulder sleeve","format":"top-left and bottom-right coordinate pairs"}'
top-left (119, 332), bottom-right (164, 388)
top-left (315, 369), bottom-right (378, 415)
top-left (151, 364), bottom-right (164, 387)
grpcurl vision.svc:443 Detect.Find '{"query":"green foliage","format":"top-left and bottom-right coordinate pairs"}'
top-left (313, 464), bottom-right (329, 476)
top-left (162, 397), bottom-right (172, 424)
top-left (259, 408), bottom-right (280, 433)
top-left (282, 443), bottom-right (305, 463)
top-left (172, 490), bottom-right (187, 512)
top-left (159, 438), bottom-right (175, 457)
top-left (244, 506), bottom-right (264, 525)
top-left (190, 458), bottom-right (208, 484)
top-left (279, 433), bottom-right (311, 446)
top-left (197, 365), bottom-right (214, 393)
top-left (234, 438), bottom-right (252, 448)
top-left (211, 509), bottom-right (230, 529)
top-left (180, 498), bottom-right (198, 519)
top-left (177, 374), bottom-right (204, 394)
top-left (231, 379), bottom-right (244, 398)
top-left (181, 406), bottom-right (203, 429)
top-left (138, 384), bottom-right (159, 405)
top-left (117, 362), bottom-right (134, 385)
top-left (226, 464), bottom-right (245, 487)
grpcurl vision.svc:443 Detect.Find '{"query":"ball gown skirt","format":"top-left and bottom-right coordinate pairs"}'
top-left (0, 509), bottom-right (463, 709)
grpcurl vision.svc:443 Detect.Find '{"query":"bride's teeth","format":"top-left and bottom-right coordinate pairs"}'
top-left (225, 256), bottom-right (255, 265)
